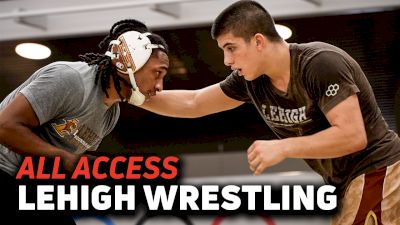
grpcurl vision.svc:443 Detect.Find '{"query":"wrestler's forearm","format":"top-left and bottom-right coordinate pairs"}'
top-left (141, 83), bottom-right (243, 118)
top-left (141, 90), bottom-right (201, 118)
top-left (0, 121), bottom-right (72, 159)
top-left (281, 125), bottom-right (367, 159)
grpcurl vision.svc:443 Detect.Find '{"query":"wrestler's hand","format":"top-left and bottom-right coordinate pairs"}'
top-left (247, 140), bottom-right (286, 175)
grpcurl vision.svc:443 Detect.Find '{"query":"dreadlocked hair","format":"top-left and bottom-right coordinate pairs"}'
top-left (148, 33), bottom-right (169, 55)
top-left (79, 53), bottom-right (129, 100)
top-left (98, 19), bottom-right (149, 50)
top-left (79, 19), bottom-right (150, 100)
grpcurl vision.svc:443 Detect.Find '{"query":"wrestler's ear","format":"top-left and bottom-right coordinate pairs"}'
top-left (254, 33), bottom-right (266, 49)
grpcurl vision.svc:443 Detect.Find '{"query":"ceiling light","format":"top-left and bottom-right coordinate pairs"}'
top-left (275, 24), bottom-right (292, 40)
top-left (15, 43), bottom-right (51, 60)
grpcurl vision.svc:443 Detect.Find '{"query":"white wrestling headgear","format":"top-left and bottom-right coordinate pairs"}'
top-left (105, 31), bottom-right (165, 106)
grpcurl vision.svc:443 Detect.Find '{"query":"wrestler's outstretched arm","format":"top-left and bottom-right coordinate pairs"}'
top-left (141, 83), bottom-right (244, 118)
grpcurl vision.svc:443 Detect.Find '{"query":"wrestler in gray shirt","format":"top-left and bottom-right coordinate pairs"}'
top-left (0, 62), bottom-right (120, 175)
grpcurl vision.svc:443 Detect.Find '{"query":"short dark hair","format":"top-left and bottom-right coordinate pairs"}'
top-left (211, 0), bottom-right (282, 42)
top-left (79, 19), bottom-right (169, 100)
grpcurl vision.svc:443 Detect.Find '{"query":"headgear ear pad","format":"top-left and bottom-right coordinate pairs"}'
top-left (105, 31), bottom-right (164, 105)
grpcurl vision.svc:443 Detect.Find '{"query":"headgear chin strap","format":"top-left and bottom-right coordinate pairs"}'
top-left (105, 31), bottom-right (165, 106)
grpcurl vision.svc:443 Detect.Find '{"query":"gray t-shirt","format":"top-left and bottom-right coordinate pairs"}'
top-left (0, 61), bottom-right (120, 175)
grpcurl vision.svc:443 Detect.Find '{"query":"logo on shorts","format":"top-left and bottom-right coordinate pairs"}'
top-left (325, 84), bottom-right (339, 97)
